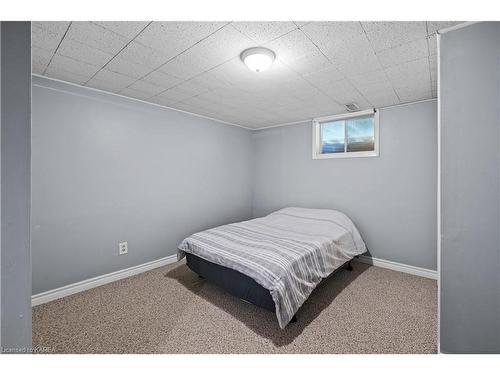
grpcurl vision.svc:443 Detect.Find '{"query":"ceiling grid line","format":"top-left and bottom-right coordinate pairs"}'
top-left (83, 21), bottom-right (154, 85)
top-left (297, 25), bottom-right (373, 108)
top-left (150, 55), bottom-right (244, 104)
top-left (358, 21), bottom-right (402, 103)
top-left (42, 22), bottom-right (73, 75)
top-left (116, 22), bottom-right (233, 97)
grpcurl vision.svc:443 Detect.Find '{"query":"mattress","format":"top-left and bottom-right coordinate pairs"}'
top-left (178, 207), bottom-right (366, 328)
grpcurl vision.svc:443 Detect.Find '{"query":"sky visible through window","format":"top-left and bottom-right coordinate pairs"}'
top-left (321, 116), bottom-right (374, 153)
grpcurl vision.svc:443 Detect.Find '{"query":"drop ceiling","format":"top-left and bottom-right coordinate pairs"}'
top-left (32, 21), bottom-right (462, 129)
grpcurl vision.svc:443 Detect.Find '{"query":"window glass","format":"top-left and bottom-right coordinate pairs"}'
top-left (320, 120), bottom-right (345, 154)
top-left (313, 110), bottom-right (378, 159)
top-left (346, 116), bottom-right (375, 152)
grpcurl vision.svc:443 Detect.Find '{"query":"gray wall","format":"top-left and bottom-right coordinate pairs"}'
top-left (32, 76), bottom-right (438, 297)
top-left (1, 22), bottom-right (32, 352)
top-left (31, 76), bottom-right (253, 294)
top-left (440, 22), bottom-right (500, 353)
top-left (253, 100), bottom-right (437, 270)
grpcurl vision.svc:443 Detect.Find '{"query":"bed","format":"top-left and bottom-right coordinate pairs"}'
top-left (177, 207), bottom-right (367, 328)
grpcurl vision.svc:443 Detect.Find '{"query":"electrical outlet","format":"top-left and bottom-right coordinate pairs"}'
top-left (119, 241), bottom-right (128, 255)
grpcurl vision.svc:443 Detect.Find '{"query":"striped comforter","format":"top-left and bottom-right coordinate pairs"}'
top-left (177, 207), bottom-right (366, 328)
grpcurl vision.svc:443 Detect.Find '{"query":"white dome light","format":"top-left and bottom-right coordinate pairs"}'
top-left (240, 47), bottom-right (276, 73)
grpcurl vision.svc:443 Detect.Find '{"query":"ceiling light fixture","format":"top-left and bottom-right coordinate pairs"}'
top-left (240, 47), bottom-right (276, 73)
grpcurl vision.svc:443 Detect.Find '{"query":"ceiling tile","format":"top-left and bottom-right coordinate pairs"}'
top-left (207, 57), bottom-right (275, 86)
top-left (135, 22), bottom-right (227, 58)
top-left (148, 95), bottom-right (178, 108)
top-left (334, 50), bottom-right (381, 76)
top-left (173, 80), bottom-right (210, 97)
top-left (288, 51), bottom-right (332, 75)
top-left (176, 24), bottom-right (254, 72)
top-left (142, 71), bottom-right (181, 89)
top-left (305, 101), bottom-right (347, 118)
top-left (127, 80), bottom-right (166, 96)
top-left (45, 66), bottom-right (92, 85)
top-left (196, 91), bottom-right (239, 108)
top-left (427, 21), bottom-right (463, 34)
top-left (396, 83), bottom-right (432, 103)
top-left (156, 86), bottom-right (195, 103)
top-left (362, 21), bottom-right (427, 51)
top-left (169, 101), bottom-right (198, 114)
top-left (86, 78), bottom-right (127, 93)
top-left (188, 71), bottom-right (233, 91)
top-left (33, 21), bottom-right (437, 128)
top-left (32, 62), bottom-right (45, 75)
top-left (385, 57), bottom-right (430, 90)
top-left (376, 38), bottom-right (429, 68)
top-left (92, 21), bottom-right (150, 38)
top-left (157, 52), bottom-right (205, 80)
top-left (31, 25), bottom-right (66, 53)
top-left (106, 57), bottom-right (153, 79)
top-left (86, 69), bottom-right (136, 92)
top-left (116, 41), bottom-right (172, 69)
top-left (65, 22), bottom-right (131, 55)
top-left (352, 71), bottom-right (398, 103)
top-left (427, 34), bottom-right (437, 56)
top-left (232, 22), bottom-right (297, 44)
top-left (32, 46), bottom-right (53, 74)
top-left (57, 38), bottom-right (114, 67)
top-left (363, 90), bottom-right (401, 108)
top-left (281, 79), bottom-right (326, 102)
top-left (32, 21), bottom-right (71, 36)
top-left (356, 79), bottom-right (395, 97)
top-left (303, 64), bottom-right (345, 87)
top-left (301, 22), bottom-right (382, 75)
top-left (119, 87), bottom-right (153, 100)
top-left (178, 95), bottom-right (218, 111)
top-left (204, 87), bottom-right (254, 107)
top-left (347, 69), bottom-right (388, 88)
top-left (429, 53), bottom-right (437, 75)
top-left (266, 29), bottom-right (319, 64)
top-left (89, 68), bottom-right (136, 85)
top-left (429, 54), bottom-right (437, 91)
top-left (294, 21), bottom-right (311, 27)
top-left (317, 78), bottom-right (370, 107)
top-left (48, 54), bottom-right (101, 78)
top-left (302, 22), bottom-right (368, 53)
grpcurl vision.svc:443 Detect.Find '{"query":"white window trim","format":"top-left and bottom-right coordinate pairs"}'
top-left (312, 109), bottom-right (379, 160)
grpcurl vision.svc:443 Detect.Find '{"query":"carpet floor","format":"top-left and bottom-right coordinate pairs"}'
top-left (32, 261), bottom-right (437, 354)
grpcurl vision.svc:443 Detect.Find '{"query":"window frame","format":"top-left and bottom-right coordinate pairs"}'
top-left (312, 109), bottom-right (379, 159)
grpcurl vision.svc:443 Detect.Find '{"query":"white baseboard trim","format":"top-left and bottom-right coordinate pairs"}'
top-left (32, 253), bottom-right (435, 306)
top-left (32, 254), bottom-right (178, 306)
top-left (355, 255), bottom-right (437, 280)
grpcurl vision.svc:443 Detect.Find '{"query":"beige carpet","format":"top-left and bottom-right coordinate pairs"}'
top-left (33, 261), bottom-right (437, 354)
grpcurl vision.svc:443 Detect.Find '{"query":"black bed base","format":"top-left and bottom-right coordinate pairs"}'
top-left (185, 253), bottom-right (353, 322)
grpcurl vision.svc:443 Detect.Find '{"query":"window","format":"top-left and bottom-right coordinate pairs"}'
top-left (312, 109), bottom-right (379, 159)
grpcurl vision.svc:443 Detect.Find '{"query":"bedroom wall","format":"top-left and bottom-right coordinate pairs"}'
top-left (439, 22), bottom-right (500, 353)
top-left (1, 22), bottom-right (32, 352)
top-left (31, 76), bottom-right (253, 294)
top-left (252, 100), bottom-right (437, 271)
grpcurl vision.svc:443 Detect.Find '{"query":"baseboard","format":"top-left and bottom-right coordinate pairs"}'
top-left (355, 255), bottom-right (437, 280)
top-left (32, 253), bottom-right (435, 306)
top-left (31, 254), bottom-right (178, 306)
